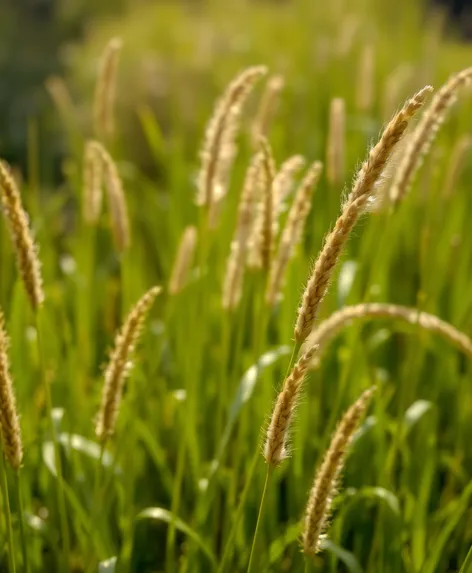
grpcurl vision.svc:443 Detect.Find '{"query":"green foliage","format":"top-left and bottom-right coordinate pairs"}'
top-left (0, 0), bottom-right (472, 572)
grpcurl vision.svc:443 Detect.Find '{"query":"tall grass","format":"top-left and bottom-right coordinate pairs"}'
top-left (0, 0), bottom-right (472, 572)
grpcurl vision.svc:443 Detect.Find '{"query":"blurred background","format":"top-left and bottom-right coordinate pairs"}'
top-left (1, 0), bottom-right (472, 186)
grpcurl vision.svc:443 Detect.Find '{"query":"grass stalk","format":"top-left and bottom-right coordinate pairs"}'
top-left (247, 467), bottom-right (271, 573)
top-left (35, 311), bottom-right (70, 572)
top-left (14, 471), bottom-right (29, 573)
top-left (0, 452), bottom-right (16, 573)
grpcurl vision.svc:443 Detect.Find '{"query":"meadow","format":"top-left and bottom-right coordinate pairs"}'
top-left (1, 0), bottom-right (472, 572)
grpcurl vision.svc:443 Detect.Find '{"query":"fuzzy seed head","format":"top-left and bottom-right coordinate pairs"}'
top-left (96, 286), bottom-right (161, 442)
top-left (390, 67), bottom-right (472, 204)
top-left (196, 66), bottom-right (267, 210)
top-left (264, 345), bottom-right (318, 466)
top-left (83, 141), bottom-right (104, 224)
top-left (0, 311), bottom-right (23, 470)
top-left (0, 161), bottom-right (44, 311)
top-left (94, 37), bottom-right (123, 140)
top-left (266, 161), bottom-right (322, 306)
top-left (294, 86), bottom-right (431, 343)
top-left (169, 226), bottom-right (198, 295)
top-left (303, 387), bottom-right (375, 556)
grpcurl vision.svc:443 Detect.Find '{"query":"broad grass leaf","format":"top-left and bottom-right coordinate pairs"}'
top-left (132, 418), bottom-right (173, 496)
top-left (337, 260), bottom-right (358, 306)
top-left (345, 486), bottom-right (400, 517)
top-left (320, 539), bottom-right (364, 573)
top-left (403, 400), bottom-right (433, 435)
top-left (136, 507), bottom-right (216, 568)
top-left (99, 557), bottom-right (117, 572)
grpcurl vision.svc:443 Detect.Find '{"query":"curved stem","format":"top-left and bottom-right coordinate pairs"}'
top-left (246, 467), bottom-right (271, 573)
top-left (0, 453), bottom-right (16, 573)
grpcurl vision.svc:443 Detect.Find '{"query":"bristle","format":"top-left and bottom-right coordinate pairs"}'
top-left (302, 387), bottom-right (375, 556)
top-left (390, 67), bottom-right (472, 204)
top-left (251, 74), bottom-right (284, 147)
top-left (304, 303), bottom-right (472, 367)
top-left (294, 86), bottom-right (431, 343)
top-left (0, 161), bottom-right (44, 311)
top-left (222, 151), bottom-right (263, 310)
top-left (82, 141), bottom-right (104, 224)
top-left (169, 226), bottom-right (198, 295)
top-left (264, 345), bottom-right (318, 466)
top-left (96, 286), bottom-right (161, 442)
top-left (326, 98), bottom-right (346, 186)
top-left (266, 161), bottom-right (322, 306)
top-left (196, 66), bottom-right (267, 210)
top-left (92, 142), bottom-right (130, 252)
top-left (0, 311), bottom-right (23, 471)
top-left (93, 37), bottom-right (123, 140)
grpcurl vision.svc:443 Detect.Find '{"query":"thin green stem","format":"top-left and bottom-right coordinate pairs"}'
top-left (218, 449), bottom-right (260, 572)
top-left (35, 311), bottom-right (70, 572)
top-left (0, 453), bottom-right (16, 573)
top-left (246, 467), bottom-right (271, 573)
top-left (165, 423), bottom-right (187, 573)
top-left (85, 443), bottom-right (106, 572)
top-left (304, 557), bottom-right (312, 573)
top-left (14, 471), bottom-right (29, 573)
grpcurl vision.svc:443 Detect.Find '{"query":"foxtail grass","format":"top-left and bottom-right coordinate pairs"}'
top-left (196, 66), bottom-right (267, 212)
top-left (303, 387), bottom-right (376, 556)
top-left (93, 37), bottom-right (123, 140)
top-left (304, 302), bottom-right (472, 365)
top-left (390, 67), bottom-right (472, 204)
top-left (295, 85), bottom-right (432, 343)
top-left (0, 161), bottom-right (44, 311)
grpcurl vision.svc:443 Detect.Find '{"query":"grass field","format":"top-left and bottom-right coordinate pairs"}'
top-left (1, 0), bottom-right (472, 572)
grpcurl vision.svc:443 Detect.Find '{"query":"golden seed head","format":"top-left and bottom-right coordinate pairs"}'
top-left (0, 310), bottom-right (23, 471)
top-left (304, 303), bottom-right (472, 368)
top-left (266, 161), bottom-right (322, 306)
top-left (196, 66), bottom-right (267, 210)
top-left (91, 141), bottom-right (130, 252)
top-left (302, 387), bottom-right (376, 556)
top-left (82, 141), bottom-right (104, 224)
top-left (0, 160), bottom-right (44, 311)
top-left (264, 345), bottom-right (318, 466)
top-left (251, 74), bottom-right (285, 147)
top-left (222, 151), bottom-right (264, 311)
top-left (93, 37), bottom-right (123, 140)
top-left (96, 286), bottom-right (161, 442)
top-left (169, 226), bottom-right (198, 295)
top-left (326, 98), bottom-right (345, 186)
top-left (294, 86), bottom-right (431, 343)
top-left (391, 67), bottom-right (472, 204)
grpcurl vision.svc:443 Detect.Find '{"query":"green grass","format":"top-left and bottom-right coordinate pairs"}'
top-left (1, 0), bottom-right (472, 571)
